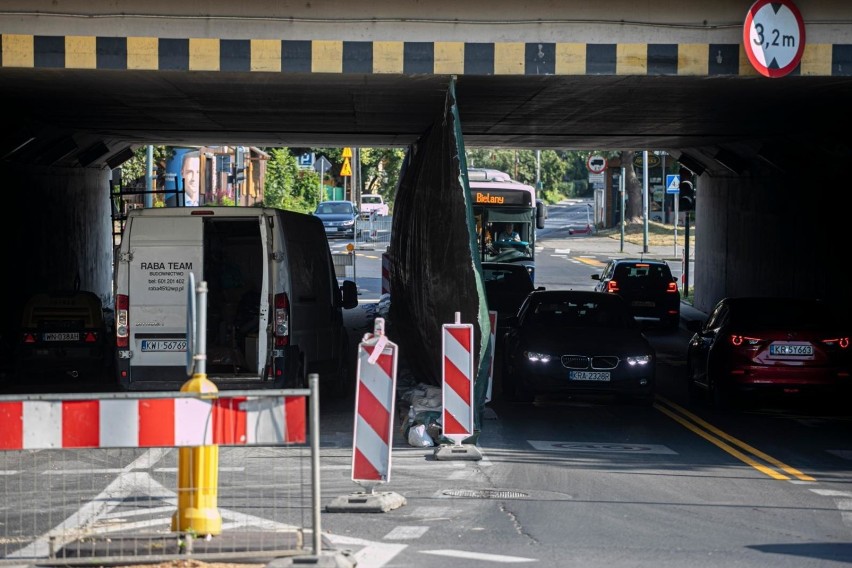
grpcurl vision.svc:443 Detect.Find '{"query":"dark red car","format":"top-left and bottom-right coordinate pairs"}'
top-left (686, 297), bottom-right (852, 409)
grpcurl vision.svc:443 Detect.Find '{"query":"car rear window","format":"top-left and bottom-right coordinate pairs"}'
top-left (614, 263), bottom-right (671, 281)
top-left (731, 299), bottom-right (839, 327)
top-left (528, 299), bottom-right (628, 328)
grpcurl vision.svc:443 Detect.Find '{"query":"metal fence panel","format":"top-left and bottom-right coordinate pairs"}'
top-left (0, 390), bottom-right (315, 566)
top-left (355, 215), bottom-right (392, 251)
top-left (332, 252), bottom-right (355, 279)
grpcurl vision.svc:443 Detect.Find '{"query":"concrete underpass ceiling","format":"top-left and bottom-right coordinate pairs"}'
top-left (2, 69), bottom-right (852, 176)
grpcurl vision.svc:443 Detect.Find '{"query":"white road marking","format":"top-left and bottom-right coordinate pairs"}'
top-left (409, 506), bottom-right (455, 519)
top-left (153, 467), bottom-right (244, 473)
top-left (0, 471), bottom-right (19, 475)
top-left (383, 526), bottom-right (429, 540)
top-left (528, 440), bottom-right (677, 455)
top-left (811, 489), bottom-right (852, 497)
top-left (419, 549), bottom-right (537, 563)
top-left (554, 249), bottom-right (571, 254)
top-left (43, 469), bottom-right (125, 475)
top-left (325, 534), bottom-right (406, 568)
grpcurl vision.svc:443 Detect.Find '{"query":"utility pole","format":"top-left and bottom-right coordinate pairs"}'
top-left (642, 150), bottom-right (649, 253)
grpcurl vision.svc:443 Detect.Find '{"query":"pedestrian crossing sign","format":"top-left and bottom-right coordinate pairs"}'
top-left (666, 174), bottom-right (680, 194)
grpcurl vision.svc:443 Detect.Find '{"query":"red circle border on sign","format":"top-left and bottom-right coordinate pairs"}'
top-left (587, 155), bottom-right (607, 174)
top-left (743, 0), bottom-right (806, 79)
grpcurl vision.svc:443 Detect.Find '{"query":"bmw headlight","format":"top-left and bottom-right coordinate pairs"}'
top-left (626, 354), bottom-right (652, 366)
top-left (524, 351), bottom-right (552, 363)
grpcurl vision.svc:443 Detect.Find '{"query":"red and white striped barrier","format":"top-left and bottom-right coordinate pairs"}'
top-left (441, 312), bottom-right (474, 445)
top-left (485, 310), bottom-right (497, 404)
top-left (381, 252), bottom-right (391, 296)
top-left (0, 396), bottom-right (306, 450)
top-left (352, 318), bottom-right (398, 486)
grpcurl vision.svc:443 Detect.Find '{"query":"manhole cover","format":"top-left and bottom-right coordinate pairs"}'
top-left (441, 489), bottom-right (527, 499)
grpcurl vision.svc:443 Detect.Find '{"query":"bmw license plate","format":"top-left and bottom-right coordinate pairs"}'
top-left (569, 371), bottom-right (611, 381)
top-left (43, 332), bottom-right (79, 341)
top-left (141, 340), bottom-right (187, 352)
top-left (770, 343), bottom-right (813, 356)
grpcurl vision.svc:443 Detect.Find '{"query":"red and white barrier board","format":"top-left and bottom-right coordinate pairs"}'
top-left (381, 252), bottom-right (391, 296)
top-left (441, 313), bottom-right (474, 445)
top-left (352, 318), bottom-right (398, 485)
top-left (485, 310), bottom-right (497, 404)
top-left (0, 396), bottom-right (306, 450)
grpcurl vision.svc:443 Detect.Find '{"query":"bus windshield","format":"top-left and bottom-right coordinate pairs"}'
top-left (468, 168), bottom-right (542, 270)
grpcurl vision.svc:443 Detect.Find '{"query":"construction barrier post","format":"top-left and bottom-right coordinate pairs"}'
top-left (326, 317), bottom-right (406, 513)
top-left (435, 312), bottom-right (482, 461)
top-left (381, 252), bottom-right (391, 296)
top-left (485, 310), bottom-right (497, 404)
top-left (171, 277), bottom-right (222, 535)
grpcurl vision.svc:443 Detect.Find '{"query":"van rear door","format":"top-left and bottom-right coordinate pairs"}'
top-left (127, 215), bottom-right (202, 373)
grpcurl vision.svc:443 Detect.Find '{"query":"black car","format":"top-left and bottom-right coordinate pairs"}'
top-left (482, 262), bottom-right (536, 325)
top-left (592, 258), bottom-right (680, 329)
top-left (16, 290), bottom-right (112, 381)
top-left (313, 200), bottom-right (358, 239)
top-left (502, 290), bottom-right (656, 405)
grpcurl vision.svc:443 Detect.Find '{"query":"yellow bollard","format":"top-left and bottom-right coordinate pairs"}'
top-left (171, 373), bottom-right (222, 536)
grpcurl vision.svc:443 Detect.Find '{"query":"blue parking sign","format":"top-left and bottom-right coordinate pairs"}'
top-left (298, 153), bottom-right (315, 168)
top-left (665, 174), bottom-right (680, 194)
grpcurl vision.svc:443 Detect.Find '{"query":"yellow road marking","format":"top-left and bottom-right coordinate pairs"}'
top-left (654, 395), bottom-right (815, 482)
top-left (573, 256), bottom-right (606, 267)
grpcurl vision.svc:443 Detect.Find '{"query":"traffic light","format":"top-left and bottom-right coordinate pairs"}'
top-left (234, 146), bottom-right (246, 182)
top-left (678, 180), bottom-right (695, 211)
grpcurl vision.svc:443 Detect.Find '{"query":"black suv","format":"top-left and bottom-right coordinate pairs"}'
top-left (591, 259), bottom-right (680, 329)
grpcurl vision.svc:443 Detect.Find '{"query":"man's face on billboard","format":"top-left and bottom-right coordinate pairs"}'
top-left (181, 155), bottom-right (200, 202)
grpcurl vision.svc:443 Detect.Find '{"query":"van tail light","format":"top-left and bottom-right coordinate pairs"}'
top-left (116, 294), bottom-right (129, 348)
top-left (274, 292), bottom-right (290, 347)
top-left (21, 331), bottom-right (37, 344)
top-left (606, 280), bottom-right (619, 293)
top-left (83, 331), bottom-right (98, 343)
top-left (666, 281), bottom-right (679, 293)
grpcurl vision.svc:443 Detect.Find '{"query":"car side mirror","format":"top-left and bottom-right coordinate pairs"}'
top-left (340, 280), bottom-right (358, 309)
top-left (685, 320), bottom-right (703, 333)
top-left (591, 274), bottom-right (601, 280)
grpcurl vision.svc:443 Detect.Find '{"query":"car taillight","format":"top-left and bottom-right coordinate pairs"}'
top-left (821, 337), bottom-right (850, 350)
top-left (116, 294), bottom-right (129, 348)
top-left (606, 280), bottom-right (619, 293)
top-left (83, 331), bottom-right (98, 343)
top-left (666, 281), bottom-right (678, 293)
top-left (21, 331), bottom-right (37, 344)
top-left (274, 292), bottom-right (290, 347)
top-left (729, 334), bottom-right (763, 347)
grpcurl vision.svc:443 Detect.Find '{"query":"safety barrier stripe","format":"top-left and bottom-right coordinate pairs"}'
top-left (352, 339), bottom-right (397, 484)
top-left (442, 324), bottom-right (473, 438)
top-left (2, 34), bottom-right (850, 76)
top-left (0, 396), bottom-right (306, 450)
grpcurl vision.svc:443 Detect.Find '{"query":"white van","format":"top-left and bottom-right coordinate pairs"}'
top-left (113, 206), bottom-right (358, 393)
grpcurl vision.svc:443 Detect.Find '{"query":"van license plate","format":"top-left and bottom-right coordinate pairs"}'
top-left (569, 371), bottom-right (611, 381)
top-left (141, 340), bottom-right (187, 352)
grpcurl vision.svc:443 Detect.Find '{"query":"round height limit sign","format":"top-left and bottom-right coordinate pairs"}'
top-left (744, 0), bottom-right (805, 78)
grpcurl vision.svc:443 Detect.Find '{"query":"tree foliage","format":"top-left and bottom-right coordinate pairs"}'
top-left (119, 146), bottom-right (172, 188)
top-left (262, 148), bottom-right (321, 213)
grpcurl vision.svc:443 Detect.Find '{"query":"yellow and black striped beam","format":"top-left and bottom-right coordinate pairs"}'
top-left (1, 34), bottom-right (849, 76)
